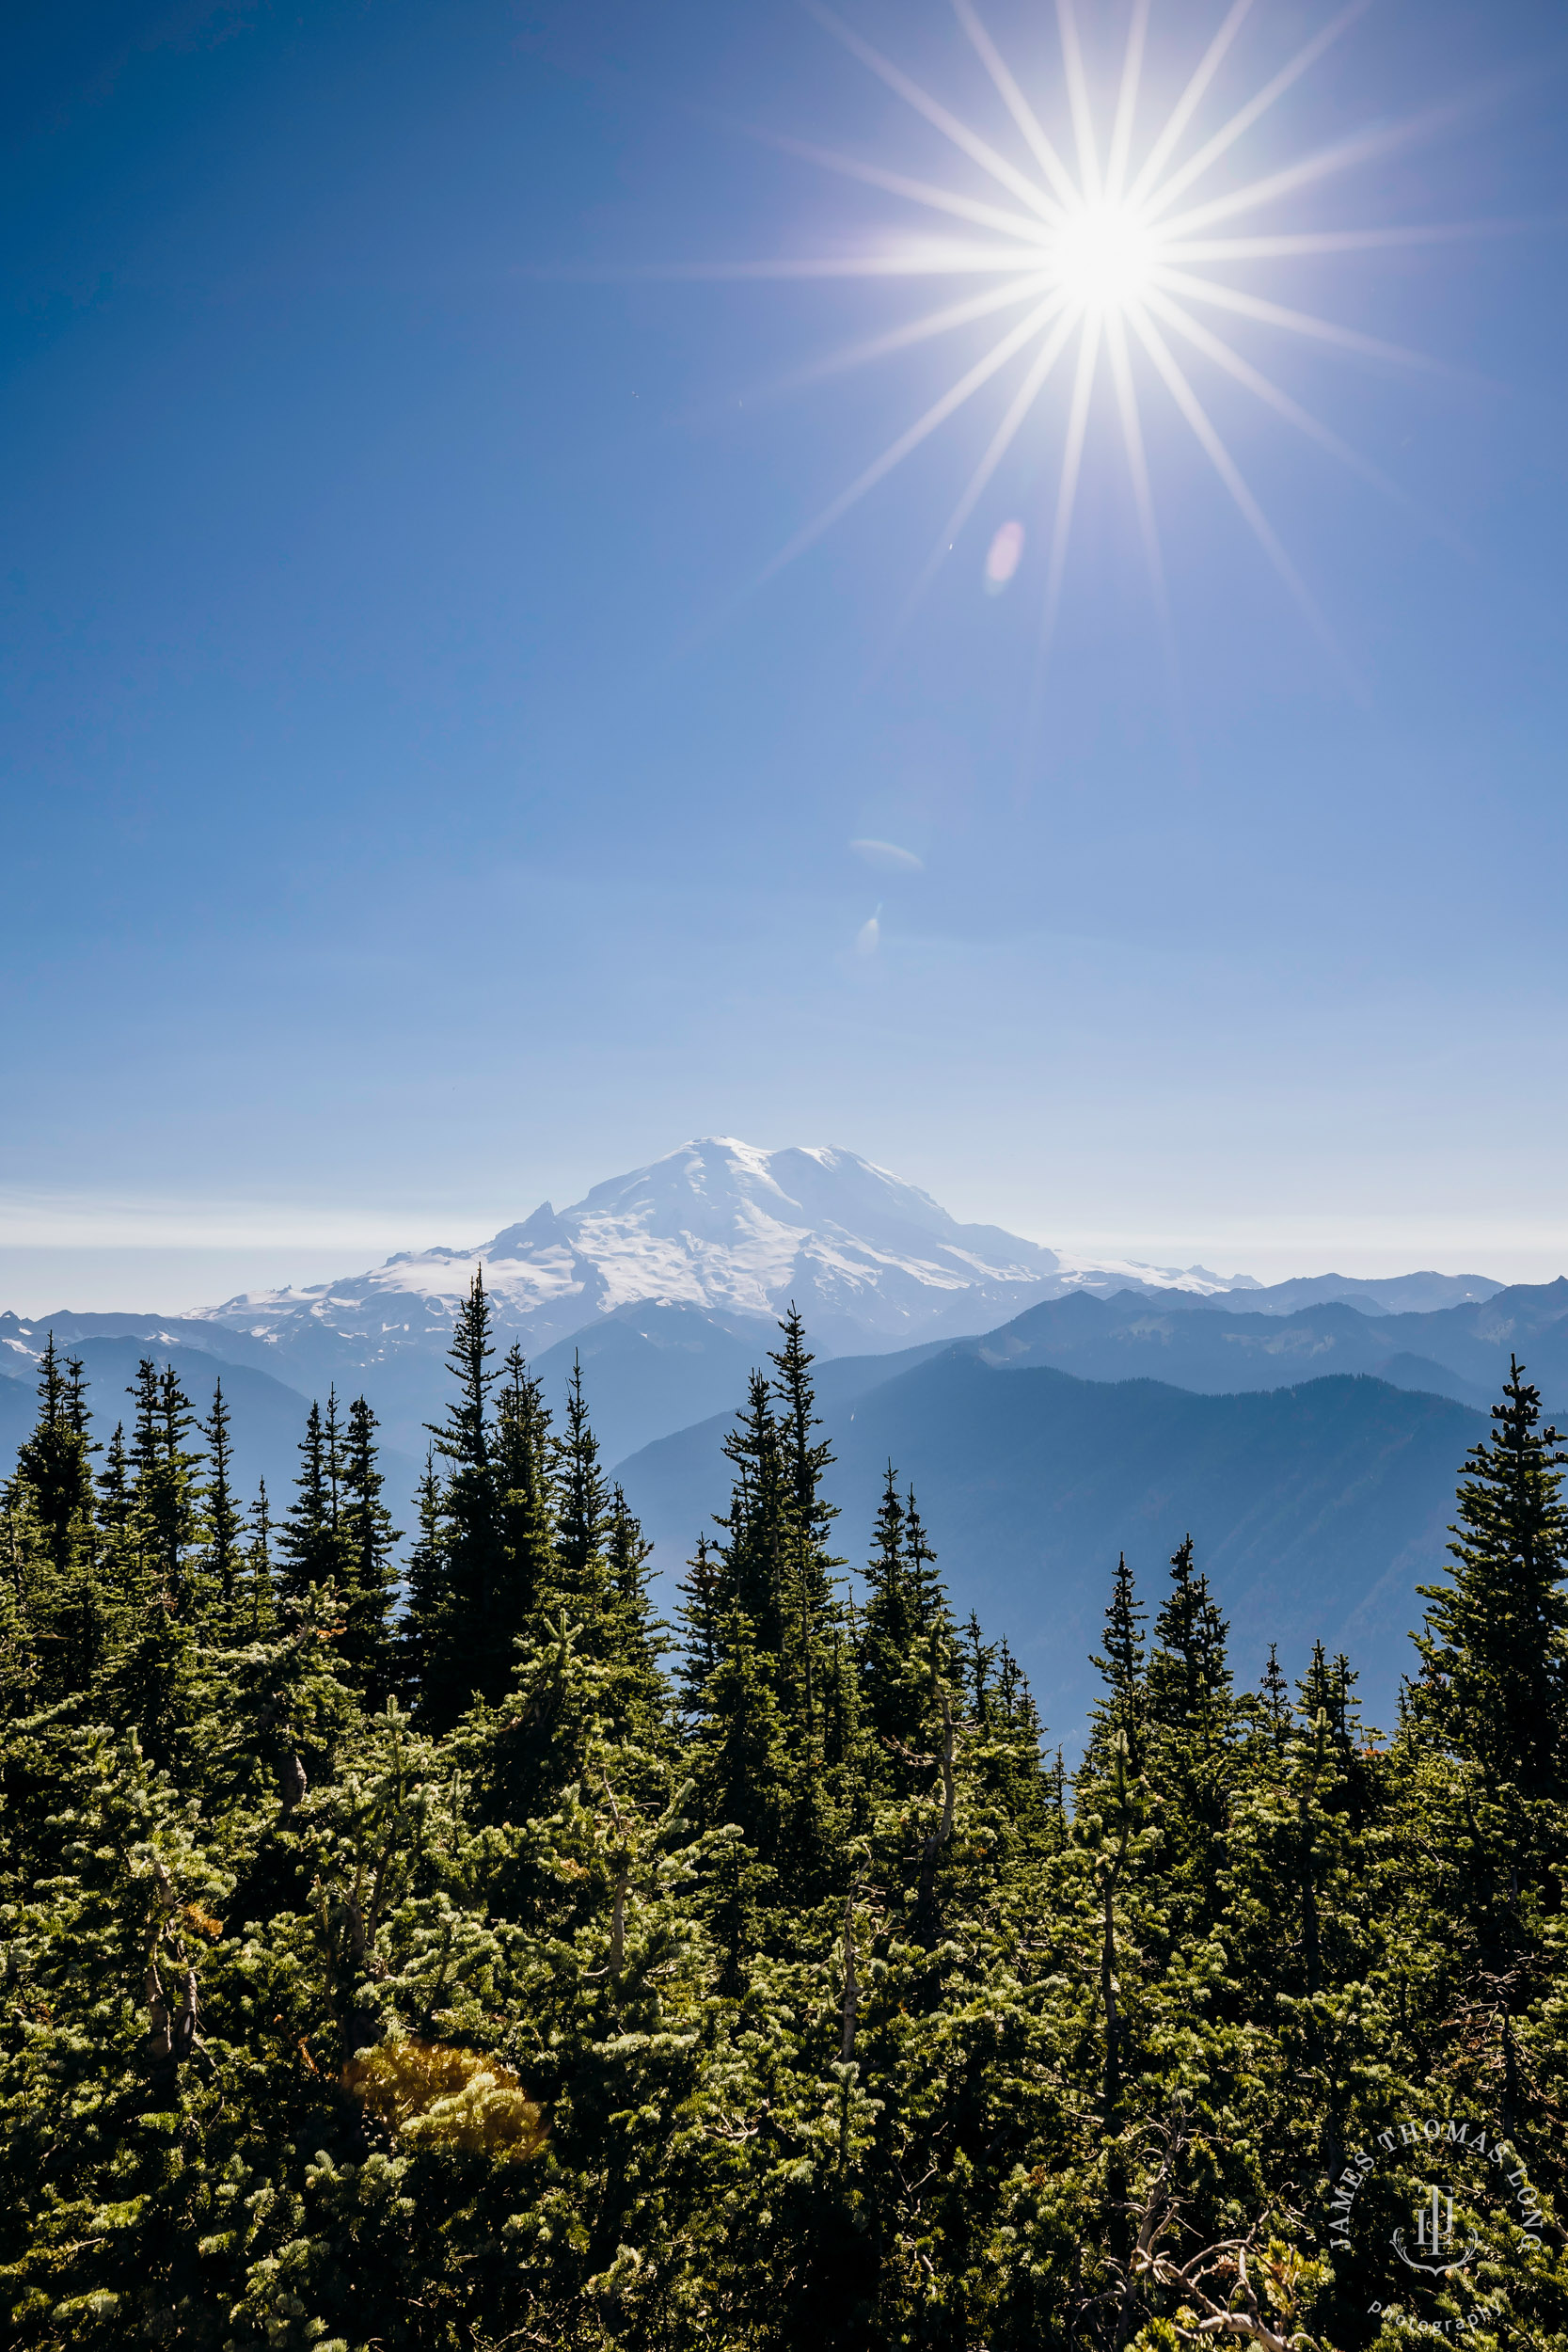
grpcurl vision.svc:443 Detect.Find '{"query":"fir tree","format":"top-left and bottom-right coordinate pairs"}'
top-left (400, 1445), bottom-right (445, 1709)
top-left (601, 1481), bottom-right (669, 1757)
top-left (771, 1302), bottom-right (839, 1551)
top-left (961, 1608), bottom-right (996, 1724)
top-left (8, 1303), bottom-right (1568, 2352)
top-left (277, 1398), bottom-right (335, 1601)
top-left (553, 1353), bottom-right (610, 1611)
top-left (126, 1359), bottom-right (203, 1599)
top-left (860, 1463), bottom-right (918, 1749)
top-left (96, 1419), bottom-right (139, 1607)
top-left (245, 1477), bottom-right (275, 1634)
top-left (691, 1602), bottom-right (789, 1974)
top-left (769, 1307), bottom-right (845, 1751)
top-left (1144, 1534), bottom-right (1235, 1941)
top-left (1413, 1355), bottom-right (1568, 1798)
top-left (1259, 1639), bottom-right (1291, 1752)
top-left (13, 1335), bottom-right (98, 1574)
top-left (199, 1377), bottom-right (244, 1613)
top-left (716, 1370), bottom-right (790, 1657)
top-left (340, 1394), bottom-right (402, 1692)
top-left (10, 1349), bottom-right (106, 1697)
top-left (1088, 1550), bottom-right (1146, 1771)
top-left (675, 1533), bottom-right (724, 1724)
top-left (1147, 1534), bottom-right (1231, 1733)
top-left (495, 1343), bottom-right (555, 1632)
top-left (414, 1275), bottom-right (511, 1724)
top-left (902, 1486), bottom-right (948, 1645)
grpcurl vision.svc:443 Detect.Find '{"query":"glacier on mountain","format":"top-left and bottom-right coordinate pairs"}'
top-left (196, 1136), bottom-right (1259, 1364)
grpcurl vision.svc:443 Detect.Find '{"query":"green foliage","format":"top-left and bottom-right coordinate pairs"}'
top-left (4, 1328), bottom-right (1568, 2349)
top-left (1413, 1355), bottom-right (1568, 1799)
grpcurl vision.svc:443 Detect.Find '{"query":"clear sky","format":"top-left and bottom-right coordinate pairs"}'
top-left (4, 0), bottom-right (1567, 1312)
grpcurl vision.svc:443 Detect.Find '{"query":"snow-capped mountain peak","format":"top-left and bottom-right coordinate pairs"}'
top-left (197, 1136), bottom-right (1256, 1367)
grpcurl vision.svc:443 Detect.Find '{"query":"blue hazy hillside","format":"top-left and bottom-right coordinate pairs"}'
top-left (616, 1355), bottom-right (1484, 1752)
top-left (515, 1278), bottom-right (1568, 1463)
top-left (0, 1341), bottom-right (419, 1534)
top-left (952, 1288), bottom-right (1566, 1412)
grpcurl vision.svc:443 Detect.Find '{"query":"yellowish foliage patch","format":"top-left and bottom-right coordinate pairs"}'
top-left (342, 2039), bottom-right (547, 2162)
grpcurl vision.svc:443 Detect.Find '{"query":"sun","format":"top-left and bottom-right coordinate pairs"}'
top-left (1052, 199), bottom-right (1160, 310)
top-left (716, 0), bottom-right (1465, 658)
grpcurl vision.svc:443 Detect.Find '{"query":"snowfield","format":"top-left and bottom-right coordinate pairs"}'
top-left (195, 1136), bottom-right (1259, 1362)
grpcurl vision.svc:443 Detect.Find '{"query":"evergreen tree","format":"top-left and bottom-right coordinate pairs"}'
top-left (1087, 1550), bottom-right (1146, 1770)
top-left (1147, 1534), bottom-right (1231, 1733)
top-left (1413, 1354), bottom-right (1568, 1797)
top-left (860, 1463), bottom-right (917, 1748)
top-left (8, 1305), bottom-right (1568, 2352)
top-left (96, 1418), bottom-right (139, 1608)
top-left (340, 1394), bottom-right (402, 1692)
top-left (400, 1445), bottom-right (445, 1708)
top-left (553, 1353), bottom-right (610, 1611)
top-left (244, 1477), bottom-right (275, 1634)
top-left (199, 1376), bottom-right (244, 1613)
top-left (326, 1383), bottom-right (344, 1509)
top-left (1259, 1638), bottom-right (1291, 1751)
top-left (675, 1533), bottom-right (723, 1723)
top-left (277, 1398), bottom-right (338, 1601)
top-left (126, 1358), bottom-right (203, 1599)
top-left (769, 1307), bottom-right (845, 1748)
top-left (62, 1352), bottom-right (90, 1438)
top-left (1143, 1534), bottom-right (1235, 1942)
top-left (961, 1608), bottom-right (996, 1724)
top-left (418, 1275), bottom-right (509, 1724)
top-left (13, 1335), bottom-right (98, 1574)
top-left (691, 1602), bottom-right (789, 1971)
top-left (902, 1486), bottom-right (948, 1646)
top-left (495, 1343), bottom-right (555, 1632)
top-left (601, 1481), bottom-right (669, 1759)
top-left (716, 1370), bottom-right (790, 1656)
top-left (771, 1303), bottom-right (839, 1550)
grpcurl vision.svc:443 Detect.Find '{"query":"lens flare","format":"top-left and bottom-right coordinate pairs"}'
top-left (722, 0), bottom-right (1478, 662)
top-left (985, 518), bottom-right (1026, 593)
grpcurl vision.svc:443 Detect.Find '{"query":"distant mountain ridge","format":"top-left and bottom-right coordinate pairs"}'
top-left (0, 1136), bottom-right (1513, 1462)
top-left (615, 1358), bottom-right (1488, 1750)
top-left (190, 1136), bottom-right (1273, 1368)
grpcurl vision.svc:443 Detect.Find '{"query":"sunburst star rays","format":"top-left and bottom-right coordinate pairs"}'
top-left (729, 0), bottom-right (1481, 667)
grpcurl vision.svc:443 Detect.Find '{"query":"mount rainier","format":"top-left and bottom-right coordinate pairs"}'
top-left (196, 1136), bottom-right (1259, 1371)
top-left (0, 1138), bottom-right (1502, 1467)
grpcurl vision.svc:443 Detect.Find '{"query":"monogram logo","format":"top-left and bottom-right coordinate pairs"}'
top-left (1328, 2114), bottom-right (1543, 2341)
top-left (1392, 2185), bottom-right (1481, 2277)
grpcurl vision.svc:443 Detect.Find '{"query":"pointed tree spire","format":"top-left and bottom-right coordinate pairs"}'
top-left (1414, 1356), bottom-right (1568, 1798)
top-left (200, 1378), bottom-right (244, 1613)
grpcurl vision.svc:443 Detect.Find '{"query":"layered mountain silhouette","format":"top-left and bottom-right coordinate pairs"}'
top-left (4, 1138), bottom-right (1552, 1751)
top-left (0, 1136), bottom-right (1503, 1457)
top-left (616, 1356), bottom-right (1486, 1751)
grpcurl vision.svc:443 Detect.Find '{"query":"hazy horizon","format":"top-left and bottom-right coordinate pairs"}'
top-left (0, 1125), bottom-right (1557, 1319)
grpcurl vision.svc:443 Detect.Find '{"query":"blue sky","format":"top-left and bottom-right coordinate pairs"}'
top-left (4, 0), bottom-right (1567, 1311)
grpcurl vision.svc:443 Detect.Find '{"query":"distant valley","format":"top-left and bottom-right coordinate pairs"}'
top-left (616, 1354), bottom-right (1485, 1751)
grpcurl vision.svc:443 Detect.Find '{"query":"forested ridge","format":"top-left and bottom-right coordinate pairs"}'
top-left (4, 1278), bottom-right (1568, 2351)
